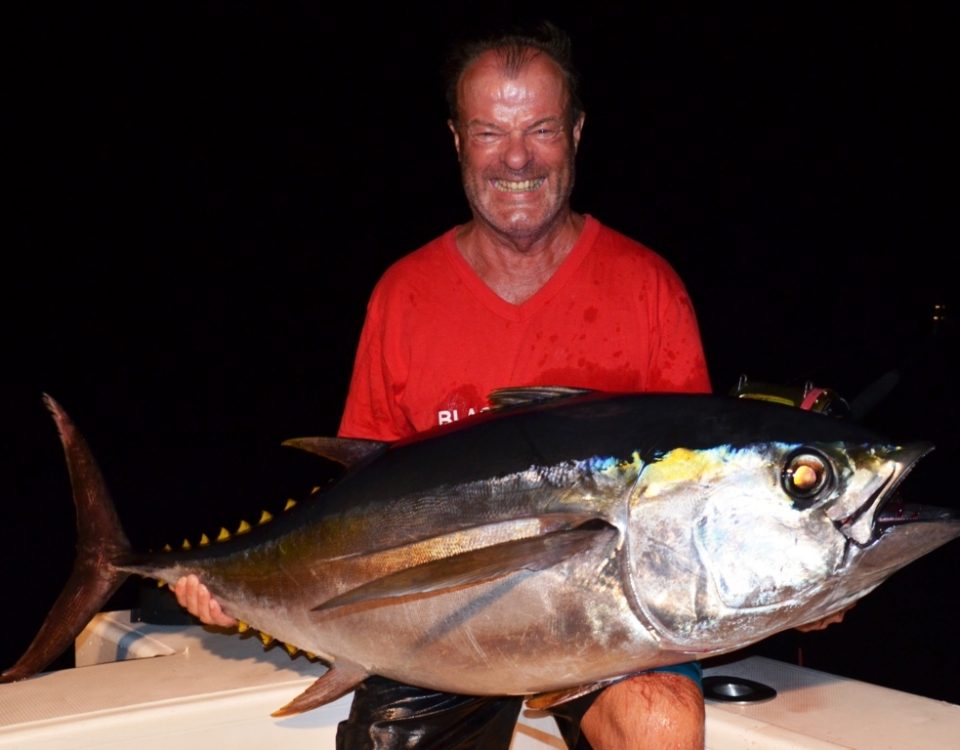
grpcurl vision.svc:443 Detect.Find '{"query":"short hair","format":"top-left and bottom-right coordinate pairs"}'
top-left (443, 21), bottom-right (583, 127)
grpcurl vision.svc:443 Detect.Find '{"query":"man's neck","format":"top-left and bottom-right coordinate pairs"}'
top-left (456, 212), bottom-right (585, 304)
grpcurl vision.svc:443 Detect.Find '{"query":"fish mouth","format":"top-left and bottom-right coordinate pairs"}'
top-left (830, 442), bottom-right (960, 586)
top-left (836, 443), bottom-right (934, 547)
top-left (847, 483), bottom-right (960, 582)
top-left (876, 499), bottom-right (960, 528)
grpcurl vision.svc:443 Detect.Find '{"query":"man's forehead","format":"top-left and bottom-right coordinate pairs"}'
top-left (458, 48), bottom-right (569, 109)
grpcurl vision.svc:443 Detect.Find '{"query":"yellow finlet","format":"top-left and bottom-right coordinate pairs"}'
top-left (284, 498), bottom-right (297, 511)
top-left (236, 519), bottom-right (252, 535)
top-left (216, 527), bottom-right (231, 542)
top-left (258, 509), bottom-right (273, 525)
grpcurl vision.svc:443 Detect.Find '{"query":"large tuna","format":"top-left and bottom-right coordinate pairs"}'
top-left (3, 388), bottom-right (958, 717)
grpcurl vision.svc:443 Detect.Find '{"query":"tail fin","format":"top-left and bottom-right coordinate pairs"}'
top-left (1, 395), bottom-right (132, 682)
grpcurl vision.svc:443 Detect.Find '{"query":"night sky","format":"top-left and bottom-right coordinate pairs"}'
top-left (5, 4), bottom-right (958, 706)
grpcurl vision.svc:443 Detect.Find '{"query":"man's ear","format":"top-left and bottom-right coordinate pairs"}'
top-left (448, 119), bottom-right (462, 160)
top-left (572, 112), bottom-right (585, 153)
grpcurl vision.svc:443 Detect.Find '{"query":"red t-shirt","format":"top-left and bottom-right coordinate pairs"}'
top-left (339, 215), bottom-right (711, 441)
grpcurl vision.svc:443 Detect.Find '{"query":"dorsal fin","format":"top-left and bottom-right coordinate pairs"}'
top-left (487, 386), bottom-right (595, 411)
top-left (281, 436), bottom-right (388, 468)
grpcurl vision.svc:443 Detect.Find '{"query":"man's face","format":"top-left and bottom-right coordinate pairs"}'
top-left (450, 50), bottom-right (584, 243)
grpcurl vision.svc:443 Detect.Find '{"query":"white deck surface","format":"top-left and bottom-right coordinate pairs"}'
top-left (1, 611), bottom-right (957, 749)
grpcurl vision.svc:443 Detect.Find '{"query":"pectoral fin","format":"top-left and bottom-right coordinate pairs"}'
top-left (271, 662), bottom-right (369, 717)
top-left (312, 524), bottom-right (616, 614)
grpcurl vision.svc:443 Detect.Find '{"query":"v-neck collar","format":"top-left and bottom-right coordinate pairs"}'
top-left (441, 215), bottom-right (600, 322)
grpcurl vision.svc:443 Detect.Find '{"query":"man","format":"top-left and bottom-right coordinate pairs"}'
top-left (177, 22), bottom-right (710, 748)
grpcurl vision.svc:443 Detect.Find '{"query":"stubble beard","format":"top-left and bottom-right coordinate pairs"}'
top-left (462, 156), bottom-right (577, 246)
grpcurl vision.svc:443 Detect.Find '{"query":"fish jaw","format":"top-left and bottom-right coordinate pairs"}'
top-left (840, 502), bottom-right (960, 593)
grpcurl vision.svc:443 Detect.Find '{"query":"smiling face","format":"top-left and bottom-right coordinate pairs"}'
top-left (450, 48), bottom-right (585, 245)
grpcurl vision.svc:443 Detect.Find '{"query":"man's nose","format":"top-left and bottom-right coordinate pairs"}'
top-left (502, 132), bottom-right (533, 170)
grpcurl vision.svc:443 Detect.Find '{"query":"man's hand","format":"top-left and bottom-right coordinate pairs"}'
top-left (581, 672), bottom-right (705, 750)
top-left (173, 574), bottom-right (237, 628)
top-left (795, 603), bottom-right (854, 632)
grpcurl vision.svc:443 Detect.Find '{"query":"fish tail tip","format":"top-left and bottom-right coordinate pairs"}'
top-left (41, 393), bottom-right (64, 420)
top-left (40, 393), bottom-right (76, 440)
top-left (0, 667), bottom-right (27, 684)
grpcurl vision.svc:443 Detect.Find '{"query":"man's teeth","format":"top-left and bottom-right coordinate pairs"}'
top-left (493, 178), bottom-right (544, 192)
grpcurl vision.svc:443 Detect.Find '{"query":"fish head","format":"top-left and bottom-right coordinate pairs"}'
top-left (621, 403), bottom-right (958, 652)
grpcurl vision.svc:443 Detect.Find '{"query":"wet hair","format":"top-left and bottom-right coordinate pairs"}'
top-left (443, 21), bottom-right (583, 127)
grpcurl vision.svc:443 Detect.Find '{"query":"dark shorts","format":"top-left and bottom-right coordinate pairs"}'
top-left (336, 663), bottom-right (702, 750)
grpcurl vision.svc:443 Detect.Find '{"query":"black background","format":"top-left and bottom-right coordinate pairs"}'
top-left (5, 3), bottom-right (958, 706)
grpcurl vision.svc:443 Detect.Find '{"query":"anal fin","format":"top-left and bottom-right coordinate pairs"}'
top-left (271, 662), bottom-right (369, 717)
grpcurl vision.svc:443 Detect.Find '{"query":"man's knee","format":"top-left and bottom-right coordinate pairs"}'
top-left (580, 672), bottom-right (705, 750)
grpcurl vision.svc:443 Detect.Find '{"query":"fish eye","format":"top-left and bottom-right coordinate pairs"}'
top-left (781, 449), bottom-right (833, 506)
